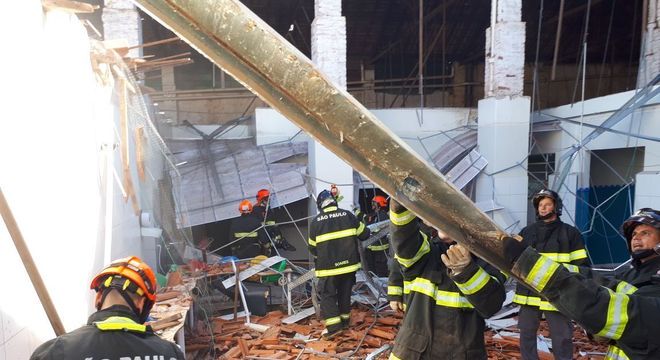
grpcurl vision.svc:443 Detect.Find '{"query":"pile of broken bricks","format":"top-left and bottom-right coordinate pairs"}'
top-left (185, 305), bottom-right (400, 359)
top-left (184, 307), bottom-right (610, 359)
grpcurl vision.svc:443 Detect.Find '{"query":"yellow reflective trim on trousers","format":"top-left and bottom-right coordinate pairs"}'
top-left (539, 249), bottom-right (588, 263)
top-left (395, 232), bottom-right (430, 268)
top-left (388, 286), bottom-right (403, 296)
top-left (316, 228), bottom-right (358, 243)
top-left (308, 238), bottom-right (316, 247)
top-left (455, 267), bottom-right (490, 295)
top-left (615, 281), bottom-right (638, 295)
top-left (526, 255), bottom-right (560, 292)
top-left (604, 345), bottom-right (630, 360)
top-left (390, 209), bottom-right (415, 226)
top-left (389, 353), bottom-right (402, 360)
top-left (597, 288), bottom-right (630, 340)
top-left (368, 243), bottom-right (390, 251)
top-left (94, 316), bottom-right (146, 333)
top-left (265, 220), bottom-right (276, 225)
top-left (340, 313), bottom-right (350, 320)
top-left (315, 263), bottom-right (361, 277)
top-left (324, 316), bottom-right (342, 326)
top-left (234, 232), bottom-right (258, 238)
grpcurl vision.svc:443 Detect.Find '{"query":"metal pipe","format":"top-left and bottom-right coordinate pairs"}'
top-left (134, 0), bottom-right (515, 274)
top-left (0, 188), bottom-right (66, 336)
top-left (551, 0), bottom-right (565, 81)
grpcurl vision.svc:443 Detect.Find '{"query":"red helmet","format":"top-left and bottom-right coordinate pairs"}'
top-left (256, 189), bottom-right (270, 203)
top-left (90, 256), bottom-right (157, 322)
top-left (372, 195), bottom-right (388, 208)
top-left (239, 199), bottom-right (253, 214)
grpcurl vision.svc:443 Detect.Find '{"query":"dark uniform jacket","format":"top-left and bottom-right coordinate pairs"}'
top-left (253, 205), bottom-right (284, 243)
top-left (30, 306), bottom-right (185, 360)
top-left (513, 248), bottom-right (660, 360)
top-left (389, 208), bottom-right (506, 360)
top-left (387, 259), bottom-right (405, 304)
top-left (230, 213), bottom-right (267, 258)
top-left (514, 218), bottom-right (589, 311)
top-left (365, 208), bottom-right (390, 252)
top-left (308, 205), bottom-right (370, 277)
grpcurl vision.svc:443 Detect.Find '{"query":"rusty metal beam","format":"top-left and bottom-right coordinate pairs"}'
top-left (134, 0), bottom-right (514, 274)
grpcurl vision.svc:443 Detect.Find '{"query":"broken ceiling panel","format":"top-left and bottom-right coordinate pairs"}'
top-left (170, 139), bottom-right (308, 226)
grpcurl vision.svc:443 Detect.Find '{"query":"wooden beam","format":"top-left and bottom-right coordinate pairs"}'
top-left (42, 0), bottom-right (98, 13)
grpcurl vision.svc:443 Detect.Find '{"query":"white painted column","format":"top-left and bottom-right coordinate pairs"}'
top-left (102, 0), bottom-right (142, 58)
top-left (309, 0), bottom-right (353, 209)
top-left (476, 0), bottom-right (530, 232)
top-left (638, 0), bottom-right (660, 87)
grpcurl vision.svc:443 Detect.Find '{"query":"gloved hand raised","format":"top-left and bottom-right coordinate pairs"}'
top-left (440, 244), bottom-right (472, 275)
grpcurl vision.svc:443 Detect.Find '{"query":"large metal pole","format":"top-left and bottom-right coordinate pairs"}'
top-left (134, 0), bottom-right (514, 274)
top-left (0, 188), bottom-right (65, 336)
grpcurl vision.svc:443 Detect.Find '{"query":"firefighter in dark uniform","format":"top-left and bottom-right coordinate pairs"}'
top-left (308, 190), bottom-right (370, 339)
top-left (502, 208), bottom-right (660, 360)
top-left (230, 199), bottom-right (268, 258)
top-left (388, 199), bottom-right (506, 359)
top-left (30, 256), bottom-right (184, 360)
top-left (364, 195), bottom-right (390, 277)
top-left (253, 189), bottom-right (296, 251)
top-left (514, 189), bottom-right (589, 360)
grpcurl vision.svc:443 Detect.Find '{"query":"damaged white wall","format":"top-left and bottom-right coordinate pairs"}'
top-left (0, 2), bottom-right (163, 358)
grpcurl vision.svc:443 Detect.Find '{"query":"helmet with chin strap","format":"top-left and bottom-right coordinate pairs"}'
top-left (532, 189), bottom-right (563, 219)
top-left (90, 256), bottom-right (157, 323)
top-left (316, 190), bottom-right (337, 211)
top-left (621, 208), bottom-right (660, 252)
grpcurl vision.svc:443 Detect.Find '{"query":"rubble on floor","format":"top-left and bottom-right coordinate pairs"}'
top-left (185, 305), bottom-right (400, 359)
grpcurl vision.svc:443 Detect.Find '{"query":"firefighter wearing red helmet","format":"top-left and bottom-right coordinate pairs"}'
top-left (230, 199), bottom-right (269, 258)
top-left (501, 207), bottom-right (660, 360)
top-left (253, 189), bottom-right (296, 251)
top-left (30, 256), bottom-right (184, 360)
top-left (363, 195), bottom-right (391, 277)
top-left (514, 189), bottom-right (589, 360)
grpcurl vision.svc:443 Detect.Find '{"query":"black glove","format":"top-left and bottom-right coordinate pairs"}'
top-left (390, 198), bottom-right (407, 213)
top-left (503, 235), bottom-right (527, 265)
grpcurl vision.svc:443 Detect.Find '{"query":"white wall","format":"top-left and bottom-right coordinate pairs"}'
top-left (0, 3), bottom-right (161, 358)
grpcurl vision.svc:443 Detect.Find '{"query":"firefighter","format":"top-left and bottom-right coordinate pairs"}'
top-left (252, 189), bottom-right (296, 251)
top-left (230, 199), bottom-right (268, 258)
top-left (363, 195), bottom-right (391, 277)
top-left (30, 256), bottom-right (185, 360)
top-left (502, 208), bottom-right (660, 360)
top-left (514, 189), bottom-right (589, 360)
top-left (308, 189), bottom-right (370, 339)
top-left (388, 199), bottom-right (506, 359)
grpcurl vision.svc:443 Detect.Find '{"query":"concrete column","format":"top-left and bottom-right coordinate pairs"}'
top-left (476, 0), bottom-right (530, 232)
top-left (102, 0), bottom-right (142, 58)
top-left (638, 0), bottom-right (660, 87)
top-left (309, 0), bottom-right (353, 209)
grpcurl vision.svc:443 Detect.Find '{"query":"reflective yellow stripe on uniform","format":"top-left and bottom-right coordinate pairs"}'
top-left (234, 232), bottom-right (258, 238)
top-left (455, 267), bottom-right (491, 295)
top-left (308, 237), bottom-right (316, 247)
top-left (562, 263), bottom-right (580, 273)
top-left (316, 228), bottom-right (358, 244)
top-left (395, 232), bottom-right (430, 268)
top-left (408, 277), bottom-right (473, 309)
top-left (368, 243), bottom-right (390, 251)
top-left (265, 220), bottom-right (276, 225)
top-left (539, 248), bottom-right (588, 263)
top-left (315, 263), bottom-right (361, 277)
top-left (388, 286), bottom-right (403, 296)
top-left (512, 294), bottom-right (558, 311)
top-left (615, 281), bottom-right (638, 295)
top-left (324, 316), bottom-right (342, 326)
top-left (340, 313), bottom-right (350, 320)
top-left (389, 209), bottom-right (415, 226)
top-left (389, 353), bottom-right (402, 360)
top-left (604, 345), bottom-right (630, 360)
top-left (596, 289), bottom-right (630, 340)
top-left (94, 316), bottom-right (146, 333)
top-left (356, 221), bottom-right (366, 235)
top-left (526, 255), bottom-right (560, 292)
